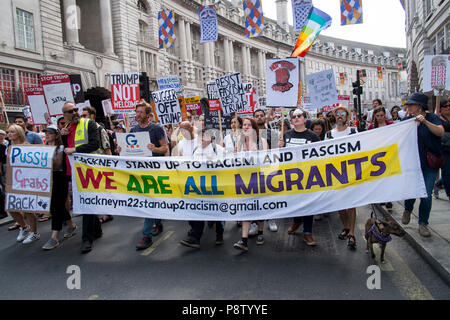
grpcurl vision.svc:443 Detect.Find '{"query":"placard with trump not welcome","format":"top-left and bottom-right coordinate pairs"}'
top-left (110, 72), bottom-right (140, 113)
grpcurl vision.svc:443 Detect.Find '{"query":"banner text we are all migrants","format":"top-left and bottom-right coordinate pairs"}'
top-left (69, 120), bottom-right (426, 221)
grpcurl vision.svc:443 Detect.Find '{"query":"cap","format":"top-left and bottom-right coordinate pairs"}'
top-left (0, 130), bottom-right (6, 135)
top-left (404, 92), bottom-right (429, 110)
top-left (43, 124), bottom-right (60, 134)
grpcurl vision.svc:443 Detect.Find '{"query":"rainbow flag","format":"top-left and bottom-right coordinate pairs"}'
top-left (291, 7), bottom-right (332, 58)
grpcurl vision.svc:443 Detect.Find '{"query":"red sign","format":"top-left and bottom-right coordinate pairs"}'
top-left (110, 73), bottom-right (140, 113)
top-left (208, 99), bottom-right (222, 111)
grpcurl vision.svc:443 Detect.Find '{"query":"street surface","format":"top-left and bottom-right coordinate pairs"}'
top-left (0, 205), bottom-right (449, 300)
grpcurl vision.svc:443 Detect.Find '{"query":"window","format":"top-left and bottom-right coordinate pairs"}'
top-left (137, 0), bottom-right (148, 13)
top-left (0, 68), bottom-right (17, 104)
top-left (16, 8), bottom-right (35, 51)
top-left (437, 30), bottom-right (445, 54)
top-left (18, 71), bottom-right (40, 104)
top-left (431, 36), bottom-right (437, 54)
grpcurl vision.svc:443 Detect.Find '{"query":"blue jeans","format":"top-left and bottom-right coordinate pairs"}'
top-left (404, 166), bottom-right (438, 225)
top-left (142, 218), bottom-right (155, 238)
top-left (294, 216), bottom-right (313, 234)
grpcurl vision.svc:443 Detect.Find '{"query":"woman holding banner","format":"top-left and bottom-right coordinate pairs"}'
top-left (41, 125), bottom-right (78, 250)
top-left (233, 118), bottom-right (268, 252)
top-left (6, 124), bottom-right (40, 244)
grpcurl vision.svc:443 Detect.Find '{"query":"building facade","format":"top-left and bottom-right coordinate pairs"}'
top-left (402, 0), bottom-right (450, 93)
top-left (0, 0), bottom-right (407, 120)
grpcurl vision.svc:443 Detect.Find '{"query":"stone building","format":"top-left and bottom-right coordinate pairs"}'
top-left (401, 0), bottom-right (449, 93)
top-left (0, 0), bottom-right (407, 120)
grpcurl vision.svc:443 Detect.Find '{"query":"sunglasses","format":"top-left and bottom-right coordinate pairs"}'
top-left (335, 112), bottom-right (347, 117)
top-left (442, 104), bottom-right (450, 108)
top-left (64, 108), bottom-right (79, 114)
top-left (291, 114), bottom-right (304, 119)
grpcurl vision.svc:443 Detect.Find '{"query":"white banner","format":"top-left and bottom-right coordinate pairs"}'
top-left (70, 120), bottom-right (426, 221)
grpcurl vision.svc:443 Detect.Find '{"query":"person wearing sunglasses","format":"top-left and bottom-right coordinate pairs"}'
top-left (434, 100), bottom-right (450, 202)
top-left (278, 108), bottom-right (320, 246)
top-left (325, 106), bottom-right (358, 249)
top-left (60, 102), bottom-right (102, 253)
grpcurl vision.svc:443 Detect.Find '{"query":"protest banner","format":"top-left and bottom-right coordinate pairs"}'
top-left (116, 132), bottom-right (152, 157)
top-left (237, 83), bottom-right (259, 117)
top-left (40, 74), bottom-right (74, 116)
top-left (69, 74), bottom-right (85, 104)
top-left (70, 119), bottom-right (425, 221)
top-left (110, 72), bottom-right (140, 113)
top-left (306, 69), bottom-right (339, 109)
top-left (215, 73), bottom-right (248, 115)
top-left (6, 145), bottom-right (56, 214)
top-left (157, 75), bottom-right (183, 96)
top-left (184, 96), bottom-right (202, 115)
top-left (24, 87), bottom-right (49, 124)
top-left (151, 88), bottom-right (182, 125)
top-left (422, 55), bottom-right (450, 95)
top-left (266, 58), bottom-right (300, 107)
top-left (207, 81), bottom-right (222, 111)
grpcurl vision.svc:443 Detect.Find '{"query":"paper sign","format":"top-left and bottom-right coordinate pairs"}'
top-left (184, 96), bottom-right (202, 115)
top-left (5, 194), bottom-right (51, 213)
top-left (40, 74), bottom-right (74, 116)
top-left (116, 132), bottom-right (152, 157)
top-left (151, 88), bottom-right (182, 125)
top-left (69, 74), bottom-right (85, 104)
top-left (423, 55), bottom-right (450, 94)
top-left (215, 73), bottom-right (248, 115)
top-left (101, 99), bottom-right (113, 116)
top-left (12, 167), bottom-right (51, 193)
top-left (157, 75), bottom-right (183, 96)
top-left (110, 72), bottom-right (140, 113)
top-left (207, 81), bottom-right (222, 111)
top-left (266, 58), bottom-right (300, 107)
top-left (306, 69), bottom-right (339, 108)
top-left (24, 87), bottom-right (49, 125)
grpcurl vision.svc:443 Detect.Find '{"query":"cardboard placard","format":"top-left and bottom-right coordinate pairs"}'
top-left (69, 74), bottom-right (85, 104)
top-left (157, 75), bottom-right (183, 96)
top-left (5, 145), bottom-right (56, 214)
top-left (423, 55), bottom-right (450, 95)
top-left (266, 58), bottom-right (300, 107)
top-left (116, 132), bottom-right (152, 157)
top-left (24, 87), bottom-right (49, 125)
top-left (151, 88), bottom-right (182, 125)
top-left (40, 74), bottom-right (74, 116)
top-left (184, 96), bottom-right (202, 115)
top-left (306, 69), bottom-right (338, 108)
top-left (214, 73), bottom-right (248, 115)
top-left (110, 72), bottom-right (140, 113)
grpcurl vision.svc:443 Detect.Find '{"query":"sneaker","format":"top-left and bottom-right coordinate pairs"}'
top-left (287, 222), bottom-right (301, 234)
top-left (418, 223), bottom-right (431, 237)
top-left (22, 232), bottom-right (40, 244)
top-left (180, 237), bottom-right (200, 249)
top-left (304, 234), bottom-right (316, 246)
top-left (314, 214), bottom-right (322, 221)
top-left (152, 224), bottom-right (163, 237)
top-left (64, 225), bottom-right (78, 238)
top-left (433, 186), bottom-right (439, 199)
top-left (233, 240), bottom-right (248, 252)
top-left (16, 226), bottom-right (30, 242)
top-left (385, 202), bottom-right (393, 209)
top-left (402, 210), bottom-right (411, 225)
top-left (81, 240), bottom-right (92, 253)
top-left (42, 238), bottom-right (60, 250)
top-left (248, 222), bottom-right (258, 237)
top-left (136, 236), bottom-right (153, 250)
top-left (256, 234), bottom-right (264, 245)
top-left (267, 220), bottom-right (278, 232)
top-left (215, 234), bottom-right (224, 245)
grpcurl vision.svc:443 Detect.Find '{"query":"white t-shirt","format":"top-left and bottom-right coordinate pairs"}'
top-left (177, 137), bottom-right (198, 156)
top-left (367, 108), bottom-right (392, 122)
top-left (325, 127), bottom-right (357, 140)
top-left (224, 134), bottom-right (237, 154)
top-left (193, 143), bottom-right (225, 159)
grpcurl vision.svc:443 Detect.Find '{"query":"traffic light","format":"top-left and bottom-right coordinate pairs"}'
top-left (139, 72), bottom-right (150, 102)
top-left (352, 80), bottom-right (363, 96)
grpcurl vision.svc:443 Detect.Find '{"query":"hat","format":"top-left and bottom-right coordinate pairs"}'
top-left (43, 124), bottom-right (60, 135)
top-left (404, 92), bottom-right (429, 110)
top-left (0, 130), bottom-right (6, 135)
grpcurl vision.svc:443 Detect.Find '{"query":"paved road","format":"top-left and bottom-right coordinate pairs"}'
top-left (0, 205), bottom-right (448, 300)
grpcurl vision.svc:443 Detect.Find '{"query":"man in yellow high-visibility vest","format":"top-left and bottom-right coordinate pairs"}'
top-left (61, 102), bottom-right (101, 254)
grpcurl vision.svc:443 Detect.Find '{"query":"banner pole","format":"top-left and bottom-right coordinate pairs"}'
top-left (218, 110), bottom-right (223, 146)
top-left (435, 95), bottom-right (441, 115)
top-left (125, 113), bottom-right (130, 132)
top-left (281, 108), bottom-right (285, 138)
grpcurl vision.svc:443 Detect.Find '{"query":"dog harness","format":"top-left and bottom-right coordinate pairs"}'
top-left (365, 223), bottom-right (392, 243)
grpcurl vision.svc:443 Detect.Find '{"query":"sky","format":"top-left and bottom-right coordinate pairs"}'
top-left (262, 0), bottom-right (407, 48)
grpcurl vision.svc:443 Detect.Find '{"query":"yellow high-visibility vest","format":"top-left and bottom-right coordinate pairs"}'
top-left (74, 117), bottom-right (90, 148)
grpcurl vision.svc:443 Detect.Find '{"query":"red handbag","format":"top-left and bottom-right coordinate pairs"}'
top-left (426, 151), bottom-right (445, 169)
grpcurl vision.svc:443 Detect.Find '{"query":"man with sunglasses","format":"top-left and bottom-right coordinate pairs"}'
top-left (279, 108), bottom-right (320, 246)
top-left (61, 102), bottom-right (102, 254)
top-left (325, 106), bottom-right (358, 249)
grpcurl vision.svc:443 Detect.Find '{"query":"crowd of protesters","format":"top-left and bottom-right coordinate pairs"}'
top-left (0, 92), bottom-right (448, 254)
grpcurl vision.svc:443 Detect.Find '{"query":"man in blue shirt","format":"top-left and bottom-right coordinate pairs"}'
top-left (14, 116), bottom-right (42, 144)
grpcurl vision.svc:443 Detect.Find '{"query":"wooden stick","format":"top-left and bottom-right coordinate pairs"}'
top-left (218, 110), bottom-right (223, 146)
top-left (435, 95), bottom-right (441, 115)
top-left (281, 108), bottom-right (286, 138)
top-left (125, 113), bottom-right (130, 133)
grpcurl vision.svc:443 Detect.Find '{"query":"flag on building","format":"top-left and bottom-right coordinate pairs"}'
top-left (199, 5), bottom-right (218, 43)
top-left (291, 7), bottom-right (332, 57)
top-left (158, 10), bottom-right (176, 49)
top-left (243, 0), bottom-right (265, 38)
top-left (377, 66), bottom-right (383, 82)
top-left (339, 72), bottom-right (346, 88)
top-left (292, 0), bottom-right (313, 32)
top-left (340, 0), bottom-right (363, 26)
top-left (359, 69), bottom-right (367, 85)
top-left (398, 60), bottom-right (407, 72)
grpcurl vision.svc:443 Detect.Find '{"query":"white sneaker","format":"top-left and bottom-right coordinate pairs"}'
top-left (267, 220), bottom-right (278, 232)
top-left (22, 232), bottom-right (40, 244)
top-left (16, 226), bottom-right (30, 242)
top-left (248, 222), bottom-right (258, 236)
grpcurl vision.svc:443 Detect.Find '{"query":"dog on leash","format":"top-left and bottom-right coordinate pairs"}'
top-left (365, 213), bottom-right (406, 263)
